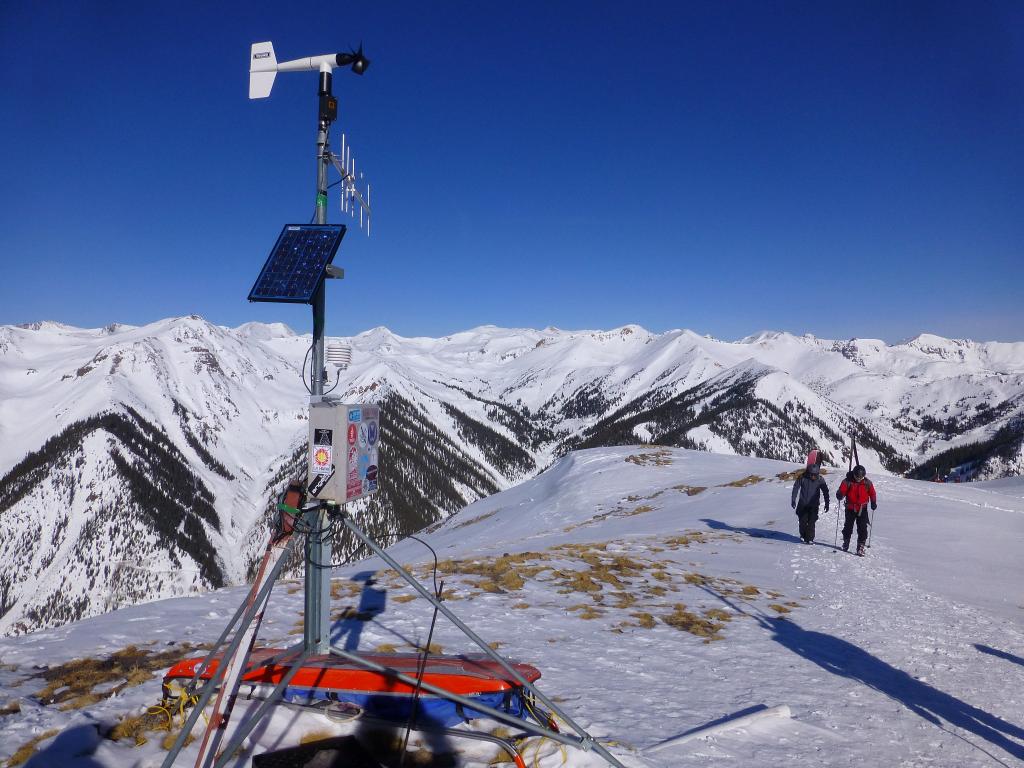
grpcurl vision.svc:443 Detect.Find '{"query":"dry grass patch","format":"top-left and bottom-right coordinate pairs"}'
top-left (768, 604), bottom-right (791, 614)
top-left (7, 728), bottom-right (59, 767)
top-left (566, 604), bottom-right (605, 620)
top-left (453, 510), bottom-right (498, 530)
top-left (1, 700), bottom-right (20, 717)
top-left (330, 580), bottom-right (363, 600)
top-left (664, 531), bottom-right (711, 548)
top-left (704, 608), bottom-right (733, 622)
top-left (683, 572), bottom-right (709, 586)
top-left (548, 546), bottom-right (648, 599)
top-left (33, 644), bottom-right (204, 711)
top-left (625, 449), bottom-right (674, 466)
top-left (555, 570), bottom-right (601, 594)
top-left (630, 612), bottom-right (657, 629)
top-left (109, 710), bottom-right (171, 746)
top-left (610, 591), bottom-right (637, 609)
top-left (392, 594), bottom-right (417, 604)
top-left (662, 604), bottom-right (726, 642)
top-left (436, 552), bottom-right (548, 594)
top-left (740, 585), bottom-right (760, 596)
top-left (511, 602), bottom-right (530, 610)
top-left (721, 475), bottom-right (764, 488)
top-left (673, 484), bottom-right (707, 496)
top-left (374, 643), bottom-right (399, 653)
top-left (777, 468), bottom-right (830, 482)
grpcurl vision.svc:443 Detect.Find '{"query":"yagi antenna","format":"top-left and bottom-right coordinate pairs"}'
top-left (249, 41), bottom-right (373, 236)
top-left (333, 133), bottom-right (372, 235)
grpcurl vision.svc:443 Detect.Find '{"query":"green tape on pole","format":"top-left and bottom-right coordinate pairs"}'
top-left (316, 194), bottom-right (327, 206)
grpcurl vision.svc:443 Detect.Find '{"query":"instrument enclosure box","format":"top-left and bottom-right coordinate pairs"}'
top-left (307, 402), bottom-right (380, 503)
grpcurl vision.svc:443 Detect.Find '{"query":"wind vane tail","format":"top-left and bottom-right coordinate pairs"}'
top-left (249, 41), bottom-right (278, 99)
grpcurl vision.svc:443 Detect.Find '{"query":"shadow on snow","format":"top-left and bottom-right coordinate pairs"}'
top-left (701, 585), bottom-right (1024, 765)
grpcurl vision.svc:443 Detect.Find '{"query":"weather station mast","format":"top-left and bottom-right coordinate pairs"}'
top-left (160, 38), bottom-right (628, 768)
top-left (247, 39), bottom-right (374, 659)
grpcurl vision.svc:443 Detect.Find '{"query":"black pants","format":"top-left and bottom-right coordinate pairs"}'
top-left (796, 506), bottom-right (819, 541)
top-left (843, 507), bottom-right (869, 546)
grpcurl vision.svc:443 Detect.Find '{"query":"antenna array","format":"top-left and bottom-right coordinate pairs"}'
top-left (332, 133), bottom-right (372, 235)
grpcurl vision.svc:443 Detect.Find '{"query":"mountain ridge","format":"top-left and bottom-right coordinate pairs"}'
top-left (1, 316), bottom-right (1022, 634)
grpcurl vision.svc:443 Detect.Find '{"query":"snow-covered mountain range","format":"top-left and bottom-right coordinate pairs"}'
top-left (1, 316), bottom-right (1023, 635)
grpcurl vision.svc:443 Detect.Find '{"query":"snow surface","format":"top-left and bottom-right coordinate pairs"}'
top-left (0, 447), bottom-right (1021, 767)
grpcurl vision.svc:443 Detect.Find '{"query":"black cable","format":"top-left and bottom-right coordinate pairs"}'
top-left (399, 535), bottom-right (443, 766)
top-left (300, 345), bottom-right (313, 394)
top-left (406, 535), bottom-right (440, 595)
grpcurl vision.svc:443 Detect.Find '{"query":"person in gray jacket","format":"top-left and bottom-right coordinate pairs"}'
top-left (791, 464), bottom-right (830, 544)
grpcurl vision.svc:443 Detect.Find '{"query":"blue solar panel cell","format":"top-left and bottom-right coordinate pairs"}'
top-left (248, 224), bottom-right (347, 303)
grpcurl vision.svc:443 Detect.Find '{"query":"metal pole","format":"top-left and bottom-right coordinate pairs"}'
top-left (303, 66), bottom-right (334, 656)
top-left (336, 512), bottom-right (627, 768)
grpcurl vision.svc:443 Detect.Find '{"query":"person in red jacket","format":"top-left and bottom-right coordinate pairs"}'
top-left (836, 464), bottom-right (877, 555)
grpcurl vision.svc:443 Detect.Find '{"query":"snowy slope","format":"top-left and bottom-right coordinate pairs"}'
top-left (1, 318), bottom-right (1023, 635)
top-left (0, 448), bottom-right (1020, 767)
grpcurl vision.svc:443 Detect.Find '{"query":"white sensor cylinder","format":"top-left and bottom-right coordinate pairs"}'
top-left (326, 342), bottom-right (352, 370)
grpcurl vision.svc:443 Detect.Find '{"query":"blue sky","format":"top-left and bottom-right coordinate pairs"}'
top-left (1, 1), bottom-right (1021, 341)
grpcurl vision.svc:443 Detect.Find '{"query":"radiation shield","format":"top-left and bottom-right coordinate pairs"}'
top-left (307, 402), bottom-right (380, 503)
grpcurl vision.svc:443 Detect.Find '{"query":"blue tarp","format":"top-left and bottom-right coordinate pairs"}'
top-left (280, 686), bottom-right (530, 728)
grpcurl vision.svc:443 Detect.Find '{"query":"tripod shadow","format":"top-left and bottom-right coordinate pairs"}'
top-left (701, 517), bottom-right (802, 544)
top-left (975, 644), bottom-right (1024, 668)
top-left (332, 570), bottom-right (388, 651)
top-left (702, 586), bottom-right (1024, 764)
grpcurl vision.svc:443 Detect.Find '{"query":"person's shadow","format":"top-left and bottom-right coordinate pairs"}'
top-left (975, 644), bottom-right (1024, 668)
top-left (715, 590), bottom-right (1024, 765)
top-left (701, 517), bottom-right (803, 544)
top-left (332, 570), bottom-right (388, 651)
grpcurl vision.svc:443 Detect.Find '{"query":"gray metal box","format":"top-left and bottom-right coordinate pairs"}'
top-left (307, 402), bottom-right (380, 503)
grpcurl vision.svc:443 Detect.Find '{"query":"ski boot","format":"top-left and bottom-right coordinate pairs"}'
top-left (856, 543), bottom-right (866, 557)
top-left (842, 538), bottom-right (850, 552)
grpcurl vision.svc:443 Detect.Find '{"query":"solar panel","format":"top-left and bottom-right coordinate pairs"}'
top-left (248, 224), bottom-right (347, 303)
